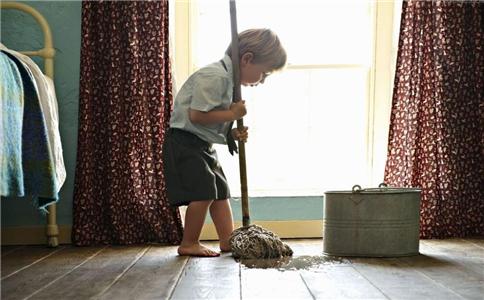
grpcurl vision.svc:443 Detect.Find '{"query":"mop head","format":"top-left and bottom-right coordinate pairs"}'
top-left (229, 224), bottom-right (293, 259)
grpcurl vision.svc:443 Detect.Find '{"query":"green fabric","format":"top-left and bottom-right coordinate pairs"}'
top-left (0, 51), bottom-right (25, 196)
top-left (2, 51), bottom-right (58, 211)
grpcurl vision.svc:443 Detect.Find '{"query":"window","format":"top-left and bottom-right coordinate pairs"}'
top-left (174, 0), bottom-right (400, 197)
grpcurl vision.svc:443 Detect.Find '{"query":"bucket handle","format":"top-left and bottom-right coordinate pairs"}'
top-left (352, 183), bottom-right (388, 193)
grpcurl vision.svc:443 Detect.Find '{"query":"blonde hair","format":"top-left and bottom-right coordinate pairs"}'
top-left (225, 28), bottom-right (287, 71)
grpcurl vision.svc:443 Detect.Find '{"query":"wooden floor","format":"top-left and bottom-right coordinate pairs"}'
top-left (1, 238), bottom-right (483, 300)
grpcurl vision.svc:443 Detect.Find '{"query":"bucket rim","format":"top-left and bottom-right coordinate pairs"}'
top-left (324, 188), bottom-right (421, 194)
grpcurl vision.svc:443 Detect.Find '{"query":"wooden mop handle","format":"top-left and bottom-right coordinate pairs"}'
top-left (229, 0), bottom-right (250, 227)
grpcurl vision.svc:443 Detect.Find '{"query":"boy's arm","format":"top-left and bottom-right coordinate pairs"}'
top-left (189, 101), bottom-right (246, 125)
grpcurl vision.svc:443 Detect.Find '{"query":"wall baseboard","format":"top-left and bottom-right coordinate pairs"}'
top-left (1, 225), bottom-right (73, 245)
top-left (200, 220), bottom-right (323, 240)
top-left (1, 220), bottom-right (323, 245)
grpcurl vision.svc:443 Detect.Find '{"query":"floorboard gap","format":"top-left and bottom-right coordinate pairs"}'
top-left (396, 258), bottom-right (467, 300)
top-left (1, 246), bottom-right (26, 257)
top-left (95, 246), bottom-right (152, 298)
top-left (461, 239), bottom-right (484, 250)
top-left (22, 246), bottom-right (109, 300)
top-left (299, 272), bottom-right (316, 300)
top-left (350, 265), bottom-right (392, 300)
top-left (1, 246), bottom-right (66, 280)
top-left (167, 255), bottom-right (190, 300)
top-left (238, 259), bottom-right (242, 300)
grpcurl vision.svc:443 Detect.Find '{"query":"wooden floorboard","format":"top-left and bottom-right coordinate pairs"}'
top-left (463, 237), bottom-right (484, 248)
top-left (300, 266), bottom-right (388, 300)
top-left (420, 239), bottom-right (484, 278)
top-left (349, 257), bottom-right (468, 300)
top-left (26, 245), bottom-right (147, 300)
top-left (170, 247), bottom-right (240, 300)
top-left (1, 245), bottom-right (65, 280)
top-left (1, 246), bottom-right (104, 300)
top-left (239, 239), bottom-right (323, 300)
top-left (397, 254), bottom-right (483, 300)
top-left (416, 239), bottom-right (484, 300)
top-left (1, 245), bottom-right (26, 257)
top-left (284, 238), bottom-right (324, 256)
top-left (1, 239), bottom-right (483, 300)
top-left (423, 239), bottom-right (484, 258)
top-left (241, 267), bottom-right (313, 300)
top-left (98, 245), bottom-right (188, 300)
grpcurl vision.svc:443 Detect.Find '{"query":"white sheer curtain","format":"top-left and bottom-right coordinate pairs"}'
top-left (184, 0), bottom-right (400, 197)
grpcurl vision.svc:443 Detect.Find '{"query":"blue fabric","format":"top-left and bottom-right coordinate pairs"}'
top-left (2, 51), bottom-right (58, 210)
top-left (0, 51), bottom-right (25, 197)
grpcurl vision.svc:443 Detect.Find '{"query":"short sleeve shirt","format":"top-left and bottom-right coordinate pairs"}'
top-left (169, 55), bottom-right (234, 144)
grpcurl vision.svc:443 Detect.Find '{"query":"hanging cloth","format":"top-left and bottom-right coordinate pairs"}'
top-left (0, 51), bottom-right (24, 197)
top-left (0, 43), bottom-right (66, 193)
top-left (2, 50), bottom-right (58, 210)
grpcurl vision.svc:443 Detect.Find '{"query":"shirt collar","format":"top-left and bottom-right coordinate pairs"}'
top-left (221, 54), bottom-right (233, 78)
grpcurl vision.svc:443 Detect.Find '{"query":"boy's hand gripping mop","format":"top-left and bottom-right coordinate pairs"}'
top-left (228, 0), bottom-right (293, 259)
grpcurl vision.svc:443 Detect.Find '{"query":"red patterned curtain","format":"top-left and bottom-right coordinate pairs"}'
top-left (385, 1), bottom-right (483, 238)
top-left (72, 1), bottom-right (183, 245)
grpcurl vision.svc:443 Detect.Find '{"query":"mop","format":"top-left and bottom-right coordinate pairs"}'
top-left (227, 0), bottom-right (293, 259)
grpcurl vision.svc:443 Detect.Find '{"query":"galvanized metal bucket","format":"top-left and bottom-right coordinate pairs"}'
top-left (323, 183), bottom-right (421, 257)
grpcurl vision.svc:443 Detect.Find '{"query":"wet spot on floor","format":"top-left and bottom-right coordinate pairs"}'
top-left (239, 255), bottom-right (350, 271)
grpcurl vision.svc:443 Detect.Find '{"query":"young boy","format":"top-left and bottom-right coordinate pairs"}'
top-left (163, 29), bottom-right (286, 257)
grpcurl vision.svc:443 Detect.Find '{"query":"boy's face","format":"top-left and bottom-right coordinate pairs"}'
top-left (239, 53), bottom-right (272, 87)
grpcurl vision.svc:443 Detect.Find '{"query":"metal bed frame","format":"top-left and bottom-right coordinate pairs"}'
top-left (1, 1), bottom-right (59, 247)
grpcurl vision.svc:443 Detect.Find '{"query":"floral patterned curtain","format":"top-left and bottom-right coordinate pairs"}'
top-left (72, 0), bottom-right (183, 245)
top-left (385, 1), bottom-right (483, 238)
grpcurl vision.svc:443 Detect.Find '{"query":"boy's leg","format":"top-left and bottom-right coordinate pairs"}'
top-left (209, 199), bottom-right (234, 251)
top-left (178, 200), bottom-right (220, 257)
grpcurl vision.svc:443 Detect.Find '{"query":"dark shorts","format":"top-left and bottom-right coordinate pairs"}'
top-left (162, 128), bottom-right (230, 207)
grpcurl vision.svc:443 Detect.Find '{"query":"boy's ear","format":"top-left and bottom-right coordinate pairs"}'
top-left (241, 52), bottom-right (254, 65)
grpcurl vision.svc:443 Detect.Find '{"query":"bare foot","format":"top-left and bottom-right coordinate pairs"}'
top-left (177, 243), bottom-right (220, 257)
top-left (220, 240), bottom-right (231, 252)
